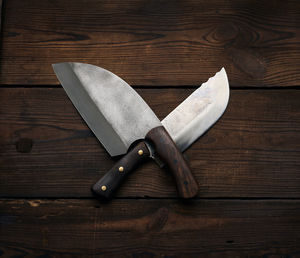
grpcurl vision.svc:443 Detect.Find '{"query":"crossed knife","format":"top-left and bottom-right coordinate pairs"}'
top-left (53, 63), bottom-right (229, 200)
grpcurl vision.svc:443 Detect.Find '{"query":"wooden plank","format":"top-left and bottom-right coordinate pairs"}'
top-left (0, 0), bottom-right (299, 86)
top-left (0, 199), bottom-right (299, 257)
top-left (1, 88), bottom-right (299, 198)
top-left (0, 0), bottom-right (2, 33)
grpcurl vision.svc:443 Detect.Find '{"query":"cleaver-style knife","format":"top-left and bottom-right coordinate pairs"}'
top-left (53, 63), bottom-right (199, 199)
top-left (91, 67), bottom-right (229, 199)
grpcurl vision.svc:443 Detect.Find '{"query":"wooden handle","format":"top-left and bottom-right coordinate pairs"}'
top-left (91, 141), bottom-right (150, 200)
top-left (146, 126), bottom-right (198, 198)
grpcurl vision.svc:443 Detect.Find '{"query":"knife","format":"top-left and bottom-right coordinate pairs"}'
top-left (92, 67), bottom-right (229, 199)
top-left (53, 62), bottom-right (198, 199)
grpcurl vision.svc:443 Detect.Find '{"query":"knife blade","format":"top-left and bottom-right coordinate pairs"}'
top-left (53, 62), bottom-right (198, 199)
top-left (162, 67), bottom-right (229, 152)
top-left (91, 68), bottom-right (229, 199)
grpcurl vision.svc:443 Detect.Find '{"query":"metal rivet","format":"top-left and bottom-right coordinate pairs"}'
top-left (101, 185), bottom-right (107, 191)
top-left (138, 149), bottom-right (143, 155)
top-left (118, 166), bottom-right (124, 172)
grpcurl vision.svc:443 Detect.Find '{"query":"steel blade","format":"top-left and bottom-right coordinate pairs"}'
top-left (161, 68), bottom-right (229, 152)
top-left (53, 62), bottom-right (161, 156)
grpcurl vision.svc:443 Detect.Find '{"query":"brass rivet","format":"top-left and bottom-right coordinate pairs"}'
top-left (118, 166), bottom-right (124, 172)
top-left (101, 185), bottom-right (107, 191)
top-left (138, 149), bottom-right (143, 155)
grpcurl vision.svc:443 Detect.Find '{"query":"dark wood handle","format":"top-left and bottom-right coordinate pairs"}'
top-left (146, 126), bottom-right (198, 198)
top-left (91, 141), bottom-right (150, 200)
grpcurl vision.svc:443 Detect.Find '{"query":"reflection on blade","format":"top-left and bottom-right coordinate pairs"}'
top-left (53, 62), bottom-right (161, 156)
top-left (162, 68), bottom-right (229, 151)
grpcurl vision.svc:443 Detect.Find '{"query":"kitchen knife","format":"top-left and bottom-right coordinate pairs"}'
top-left (92, 68), bottom-right (229, 199)
top-left (53, 62), bottom-right (198, 199)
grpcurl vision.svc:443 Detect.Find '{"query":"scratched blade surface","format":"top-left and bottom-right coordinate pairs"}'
top-left (162, 68), bottom-right (230, 152)
top-left (53, 62), bottom-right (161, 156)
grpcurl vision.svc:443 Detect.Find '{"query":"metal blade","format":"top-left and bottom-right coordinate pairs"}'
top-left (53, 62), bottom-right (161, 156)
top-left (161, 68), bottom-right (229, 152)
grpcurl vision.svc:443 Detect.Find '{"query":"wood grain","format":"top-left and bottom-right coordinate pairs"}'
top-left (1, 88), bottom-right (299, 198)
top-left (0, 0), bottom-right (299, 86)
top-left (0, 0), bottom-right (2, 33)
top-left (0, 0), bottom-right (299, 255)
top-left (0, 199), bottom-right (299, 257)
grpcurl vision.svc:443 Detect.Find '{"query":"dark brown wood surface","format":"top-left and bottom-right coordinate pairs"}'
top-left (0, 0), bottom-right (299, 86)
top-left (1, 0), bottom-right (300, 257)
top-left (1, 199), bottom-right (300, 257)
top-left (0, 0), bottom-right (2, 33)
top-left (1, 88), bottom-right (299, 198)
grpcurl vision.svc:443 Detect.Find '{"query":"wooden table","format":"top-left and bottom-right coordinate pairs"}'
top-left (1, 0), bottom-right (299, 256)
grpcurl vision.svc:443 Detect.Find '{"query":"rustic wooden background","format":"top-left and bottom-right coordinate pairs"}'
top-left (0, 0), bottom-right (300, 257)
